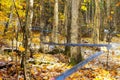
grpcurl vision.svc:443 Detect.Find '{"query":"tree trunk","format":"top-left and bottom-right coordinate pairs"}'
top-left (70, 0), bottom-right (82, 64)
top-left (65, 0), bottom-right (71, 56)
top-left (39, 0), bottom-right (45, 53)
top-left (29, 0), bottom-right (34, 58)
top-left (92, 0), bottom-right (100, 44)
top-left (116, 0), bottom-right (120, 32)
top-left (99, 0), bottom-right (106, 41)
top-left (20, 0), bottom-right (30, 79)
top-left (52, 0), bottom-right (59, 43)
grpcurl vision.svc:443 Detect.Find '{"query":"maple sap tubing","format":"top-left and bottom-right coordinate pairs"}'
top-left (55, 51), bottom-right (103, 80)
top-left (42, 42), bottom-right (111, 48)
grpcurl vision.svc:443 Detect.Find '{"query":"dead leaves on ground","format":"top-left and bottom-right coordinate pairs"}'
top-left (29, 53), bottom-right (118, 80)
top-left (0, 53), bottom-right (119, 80)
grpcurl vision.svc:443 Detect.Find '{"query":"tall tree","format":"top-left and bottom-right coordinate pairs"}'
top-left (65, 0), bottom-right (71, 56)
top-left (20, 0), bottom-right (30, 79)
top-left (92, 0), bottom-right (100, 44)
top-left (39, 0), bottom-right (45, 52)
top-left (99, 0), bottom-right (106, 41)
top-left (52, 0), bottom-right (59, 43)
top-left (29, 0), bottom-right (34, 57)
top-left (29, 0), bottom-right (34, 28)
top-left (116, 0), bottom-right (120, 32)
top-left (70, 0), bottom-right (82, 63)
top-left (106, 0), bottom-right (114, 42)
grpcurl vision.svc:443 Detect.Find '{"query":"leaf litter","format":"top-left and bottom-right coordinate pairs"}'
top-left (0, 50), bottom-right (119, 80)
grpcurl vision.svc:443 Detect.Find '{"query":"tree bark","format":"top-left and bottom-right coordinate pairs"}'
top-left (52, 0), bottom-right (59, 43)
top-left (21, 0), bottom-right (30, 80)
top-left (65, 0), bottom-right (71, 56)
top-left (92, 0), bottom-right (100, 44)
top-left (70, 0), bottom-right (82, 63)
top-left (39, 0), bottom-right (45, 53)
top-left (29, 0), bottom-right (34, 57)
top-left (99, 0), bottom-right (105, 41)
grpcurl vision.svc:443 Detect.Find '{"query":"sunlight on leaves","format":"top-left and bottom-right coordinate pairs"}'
top-left (0, 78), bottom-right (2, 80)
top-left (81, 6), bottom-right (87, 11)
top-left (18, 46), bottom-right (25, 52)
top-left (111, 11), bottom-right (114, 14)
top-left (116, 2), bottom-right (120, 6)
top-left (84, 0), bottom-right (90, 3)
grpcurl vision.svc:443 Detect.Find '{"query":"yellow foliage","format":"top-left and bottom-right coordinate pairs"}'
top-left (108, 16), bottom-right (113, 21)
top-left (18, 46), bottom-right (25, 52)
top-left (0, 26), bottom-right (4, 32)
top-left (33, 33), bottom-right (40, 37)
top-left (0, 0), bottom-right (12, 8)
top-left (84, 0), bottom-right (87, 2)
top-left (116, 34), bottom-right (120, 37)
top-left (100, 47), bottom-right (108, 52)
top-left (81, 6), bottom-right (87, 11)
top-left (111, 11), bottom-right (114, 14)
top-left (59, 13), bottom-right (65, 21)
top-left (93, 77), bottom-right (102, 80)
top-left (32, 38), bottom-right (40, 43)
top-left (18, 10), bottom-right (25, 18)
top-left (84, 0), bottom-right (90, 3)
top-left (93, 69), bottom-right (115, 80)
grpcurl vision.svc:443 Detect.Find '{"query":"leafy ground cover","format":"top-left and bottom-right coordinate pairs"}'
top-left (0, 37), bottom-right (120, 80)
top-left (0, 49), bottom-right (119, 80)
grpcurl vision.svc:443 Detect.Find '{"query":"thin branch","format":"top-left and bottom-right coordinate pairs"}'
top-left (12, 0), bottom-right (23, 30)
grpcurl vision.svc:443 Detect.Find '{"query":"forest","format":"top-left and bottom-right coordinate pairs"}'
top-left (0, 0), bottom-right (120, 80)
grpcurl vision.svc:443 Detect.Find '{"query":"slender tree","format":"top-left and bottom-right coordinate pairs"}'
top-left (21, 0), bottom-right (30, 79)
top-left (70, 0), bottom-right (82, 63)
top-left (65, 0), bottom-right (71, 56)
top-left (99, 0), bottom-right (106, 41)
top-left (92, 0), bottom-right (100, 44)
top-left (29, 0), bottom-right (34, 58)
top-left (52, 0), bottom-right (59, 43)
top-left (39, 0), bottom-right (45, 53)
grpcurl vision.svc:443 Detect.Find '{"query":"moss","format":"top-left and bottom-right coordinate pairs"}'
top-left (69, 58), bottom-right (78, 66)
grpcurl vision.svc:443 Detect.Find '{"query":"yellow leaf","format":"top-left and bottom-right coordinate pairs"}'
top-left (116, 2), bottom-right (120, 6)
top-left (100, 47), bottom-right (107, 52)
top-left (67, 65), bottom-right (72, 69)
top-left (108, 16), bottom-right (113, 20)
top-left (93, 77), bottom-right (101, 80)
top-left (84, 0), bottom-right (87, 2)
top-left (0, 78), bottom-right (2, 80)
top-left (111, 11), bottom-right (114, 14)
top-left (84, 0), bottom-right (90, 3)
top-left (81, 6), bottom-right (87, 11)
top-left (32, 38), bottom-right (40, 43)
top-left (116, 34), bottom-right (120, 37)
top-left (18, 46), bottom-right (25, 52)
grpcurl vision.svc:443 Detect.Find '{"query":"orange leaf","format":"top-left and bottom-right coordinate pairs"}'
top-left (116, 2), bottom-right (120, 6)
top-left (108, 16), bottom-right (112, 20)
top-left (18, 46), bottom-right (25, 52)
top-left (19, 78), bottom-right (24, 80)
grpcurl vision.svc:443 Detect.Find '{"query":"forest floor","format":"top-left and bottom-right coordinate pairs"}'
top-left (0, 37), bottom-right (120, 80)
